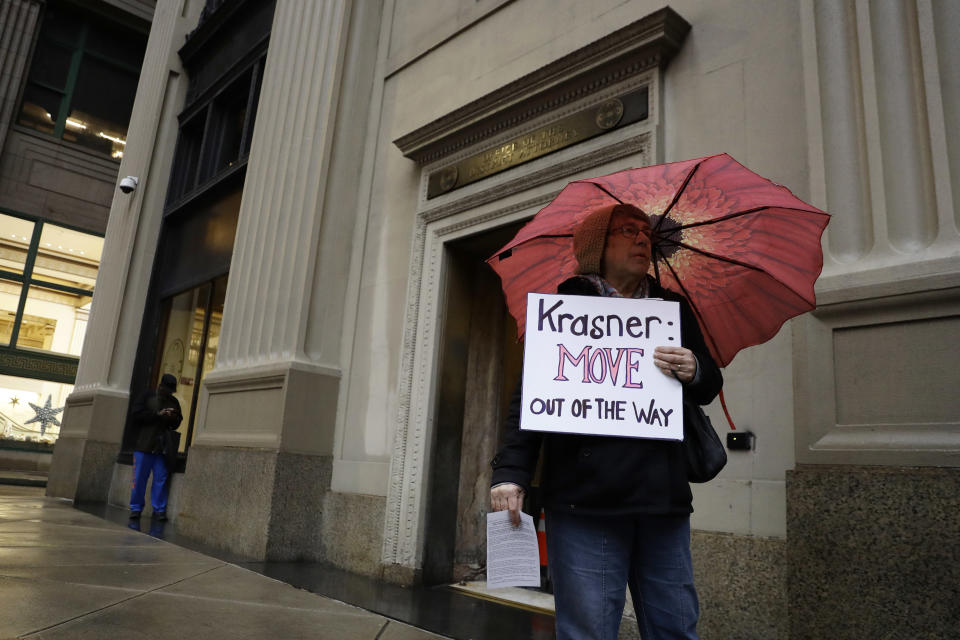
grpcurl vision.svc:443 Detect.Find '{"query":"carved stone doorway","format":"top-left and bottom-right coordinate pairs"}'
top-left (421, 221), bottom-right (525, 585)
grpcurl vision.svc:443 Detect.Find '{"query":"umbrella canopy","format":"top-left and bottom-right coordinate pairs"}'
top-left (487, 153), bottom-right (830, 368)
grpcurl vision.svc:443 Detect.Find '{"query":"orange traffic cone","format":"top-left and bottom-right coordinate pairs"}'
top-left (537, 508), bottom-right (552, 593)
top-left (537, 508), bottom-right (548, 566)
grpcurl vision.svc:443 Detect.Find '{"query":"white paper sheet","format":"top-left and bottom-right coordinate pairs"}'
top-left (485, 510), bottom-right (541, 589)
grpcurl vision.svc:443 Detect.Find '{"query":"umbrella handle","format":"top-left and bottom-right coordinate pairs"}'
top-left (718, 390), bottom-right (737, 431)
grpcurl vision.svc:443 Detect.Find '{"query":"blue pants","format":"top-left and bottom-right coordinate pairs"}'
top-left (546, 510), bottom-right (699, 640)
top-left (129, 451), bottom-right (169, 513)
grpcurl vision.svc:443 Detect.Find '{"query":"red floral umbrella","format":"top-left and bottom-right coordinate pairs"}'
top-left (487, 153), bottom-right (830, 369)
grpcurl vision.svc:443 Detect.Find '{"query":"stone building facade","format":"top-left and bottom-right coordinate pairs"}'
top-left (46, 1), bottom-right (960, 638)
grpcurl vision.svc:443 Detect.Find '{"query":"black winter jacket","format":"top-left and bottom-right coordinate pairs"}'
top-left (490, 276), bottom-right (723, 516)
top-left (131, 390), bottom-right (183, 454)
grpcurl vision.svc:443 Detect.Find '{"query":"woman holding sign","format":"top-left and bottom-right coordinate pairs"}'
top-left (490, 203), bottom-right (722, 640)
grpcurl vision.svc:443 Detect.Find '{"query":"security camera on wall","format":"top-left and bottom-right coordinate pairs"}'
top-left (119, 176), bottom-right (139, 194)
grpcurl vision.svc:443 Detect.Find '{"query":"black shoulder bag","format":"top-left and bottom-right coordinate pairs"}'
top-left (683, 402), bottom-right (727, 483)
top-left (160, 429), bottom-right (181, 470)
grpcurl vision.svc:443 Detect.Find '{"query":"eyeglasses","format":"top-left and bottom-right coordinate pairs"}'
top-left (610, 225), bottom-right (650, 243)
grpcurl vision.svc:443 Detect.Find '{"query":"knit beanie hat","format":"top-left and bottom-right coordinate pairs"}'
top-left (572, 204), bottom-right (616, 274)
top-left (159, 373), bottom-right (177, 392)
top-left (573, 203), bottom-right (651, 274)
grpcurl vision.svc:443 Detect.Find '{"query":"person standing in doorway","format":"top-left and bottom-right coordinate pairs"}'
top-left (129, 373), bottom-right (182, 521)
top-left (490, 203), bottom-right (723, 640)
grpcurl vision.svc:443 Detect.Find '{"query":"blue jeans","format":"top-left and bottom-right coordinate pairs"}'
top-left (129, 451), bottom-right (169, 513)
top-left (546, 510), bottom-right (699, 640)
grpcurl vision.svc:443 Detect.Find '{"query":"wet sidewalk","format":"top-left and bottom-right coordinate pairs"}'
top-left (0, 485), bottom-right (447, 639)
top-left (0, 485), bottom-right (555, 639)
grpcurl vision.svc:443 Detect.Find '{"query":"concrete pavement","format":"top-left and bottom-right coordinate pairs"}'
top-left (0, 485), bottom-right (447, 639)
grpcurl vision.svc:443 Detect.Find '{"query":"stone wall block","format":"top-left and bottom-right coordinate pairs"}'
top-left (176, 445), bottom-right (279, 558)
top-left (787, 465), bottom-right (960, 639)
top-left (264, 452), bottom-right (332, 561)
top-left (693, 532), bottom-right (787, 640)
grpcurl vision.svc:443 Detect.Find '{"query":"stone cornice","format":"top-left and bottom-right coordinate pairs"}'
top-left (393, 6), bottom-right (690, 164)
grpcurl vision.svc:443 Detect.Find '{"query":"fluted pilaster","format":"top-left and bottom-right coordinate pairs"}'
top-left (930, 0), bottom-right (960, 232)
top-left (216, 0), bottom-right (351, 370)
top-left (73, 0), bottom-right (187, 394)
top-left (808, 0), bottom-right (960, 276)
top-left (869, 0), bottom-right (937, 252)
top-left (0, 0), bottom-right (41, 156)
top-left (813, 0), bottom-right (872, 262)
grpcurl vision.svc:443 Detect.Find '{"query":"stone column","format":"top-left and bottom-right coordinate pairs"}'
top-left (792, 2), bottom-right (960, 637)
top-left (46, 0), bottom-right (191, 502)
top-left (178, 0), bottom-right (354, 561)
top-left (0, 0), bottom-right (42, 155)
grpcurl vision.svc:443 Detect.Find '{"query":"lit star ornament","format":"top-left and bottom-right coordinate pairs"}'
top-left (25, 396), bottom-right (64, 436)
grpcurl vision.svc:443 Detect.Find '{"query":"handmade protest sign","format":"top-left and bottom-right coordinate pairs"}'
top-left (521, 293), bottom-right (683, 440)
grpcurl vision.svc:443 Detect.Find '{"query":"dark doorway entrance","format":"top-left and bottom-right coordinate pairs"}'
top-left (421, 220), bottom-right (527, 585)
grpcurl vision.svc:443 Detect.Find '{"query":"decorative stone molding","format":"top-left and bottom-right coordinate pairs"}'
top-left (793, 279), bottom-right (960, 466)
top-left (381, 9), bottom-right (683, 569)
top-left (0, 348), bottom-right (78, 383)
top-left (193, 359), bottom-right (341, 451)
top-left (393, 6), bottom-right (688, 164)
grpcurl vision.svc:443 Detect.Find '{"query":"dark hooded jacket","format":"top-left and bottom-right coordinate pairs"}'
top-left (490, 276), bottom-right (723, 516)
top-left (131, 381), bottom-right (183, 454)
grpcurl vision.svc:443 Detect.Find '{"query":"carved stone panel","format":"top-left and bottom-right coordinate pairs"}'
top-left (793, 282), bottom-right (960, 466)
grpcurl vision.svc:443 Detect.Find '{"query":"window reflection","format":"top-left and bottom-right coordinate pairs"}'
top-left (0, 216), bottom-right (102, 357)
top-left (35, 224), bottom-right (103, 290)
top-left (0, 214), bottom-right (103, 444)
top-left (0, 214), bottom-right (35, 275)
top-left (0, 279), bottom-right (24, 347)
top-left (0, 375), bottom-right (72, 444)
top-left (202, 277), bottom-right (225, 380)
top-left (20, 284), bottom-right (92, 356)
top-left (158, 284), bottom-right (210, 441)
top-left (16, 0), bottom-right (146, 159)
top-left (155, 275), bottom-right (226, 452)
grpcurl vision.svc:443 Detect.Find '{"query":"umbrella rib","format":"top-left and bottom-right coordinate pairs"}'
top-left (586, 182), bottom-right (625, 204)
top-left (656, 239), bottom-right (819, 303)
top-left (492, 234), bottom-right (574, 260)
top-left (654, 238), bottom-right (769, 273)
top-left (670, 206), bottom-right (830, 231)
top-left (656, 161), bottom-right (703, 233)
top-left (658, 254), bottom-right (727, 366)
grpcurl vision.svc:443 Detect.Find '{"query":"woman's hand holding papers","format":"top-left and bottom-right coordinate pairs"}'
top-left (490, 482), bottom-right (525, 527)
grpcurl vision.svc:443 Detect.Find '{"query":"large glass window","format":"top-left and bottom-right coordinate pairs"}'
top-left (153, 275), bottom-right (227, 452)
top-left (167, 60), bottom-right (264, 207)
top-left (16, 1), bottom-right (147, 159)
top-left (0, 279), bottom-right (24, 347)
top-left (0, 210), bottom-right (102, 449)
top-left (0, 213), bottom-right (102, 360)
top-left (0, 375), bottom-right (72, 444)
